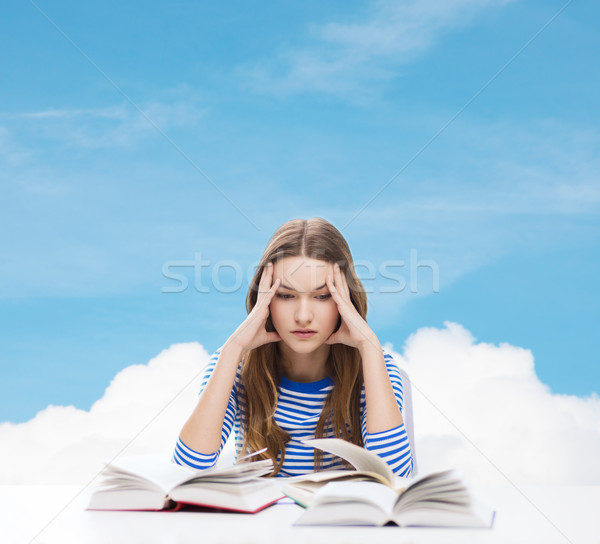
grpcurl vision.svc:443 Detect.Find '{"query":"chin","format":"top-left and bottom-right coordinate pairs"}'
top-left (285, 338), bottom-right (326, 354)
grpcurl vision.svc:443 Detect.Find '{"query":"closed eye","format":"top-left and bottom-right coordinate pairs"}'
top-left (276, 293), bottom-right (294, 299)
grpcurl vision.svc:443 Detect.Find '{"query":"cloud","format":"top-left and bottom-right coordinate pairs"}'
top-left (0, 342), bottom-right (227, 484)
top-left (240, 0), bottom-right (515, 98)
top-left (386, 322), bottom-right (600, 485)
top-left (1, 96), bottom-right (207, 150)
top-left (1, 322), bottom-right (598, 485)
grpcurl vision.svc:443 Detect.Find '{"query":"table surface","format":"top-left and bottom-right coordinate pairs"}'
top-left (2, 483), bottom-right (599, 544)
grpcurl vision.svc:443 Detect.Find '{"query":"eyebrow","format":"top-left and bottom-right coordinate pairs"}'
top-left (279, 283), bottom-right (327, 292)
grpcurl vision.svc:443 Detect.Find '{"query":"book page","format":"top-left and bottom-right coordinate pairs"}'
top-left (301, 438), bottom-right (394, 485)
top-left (315, 481), bottom-right (398, 514)
top-left (286, 469), bottom-right (390, 485)
top-left (103, 454), bottom-right (273, 493)
top-left (185, 459), bottom-right (273, 482)
top-left (393, 499), bottom-right (495, 528)
top-left (105, 454), bottom-right (197, 493)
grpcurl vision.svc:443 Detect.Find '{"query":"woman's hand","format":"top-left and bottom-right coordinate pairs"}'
top-left (325, 263), bottom-right (380, 352)
top-left (226, 262), bottom-right (282, 354)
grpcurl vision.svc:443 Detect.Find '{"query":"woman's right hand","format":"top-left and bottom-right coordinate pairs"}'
top-left (225, 262), bottom-right (281, 354)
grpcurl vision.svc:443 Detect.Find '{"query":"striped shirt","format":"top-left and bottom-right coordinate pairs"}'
top-left (173, 348), bottom-right (414, 478)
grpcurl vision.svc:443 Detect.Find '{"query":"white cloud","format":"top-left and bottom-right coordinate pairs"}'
top-left (0, 323), bottom-right (600, 484)
top-left (240, 0), bottom-right (515, 98)
top-left (1, 323), bottom-right (598, 485)
top-left (2, 97), bottom-right (207, 150)
top-left (0, 342), bottom-right (223, 484)
top-left (0, 330), bottom-right (600, 542)
top-left (386, 322), bottom-right (600, 485)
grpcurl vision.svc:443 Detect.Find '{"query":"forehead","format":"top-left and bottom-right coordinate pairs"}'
top-left (272, 256), bottom-right (333, 292)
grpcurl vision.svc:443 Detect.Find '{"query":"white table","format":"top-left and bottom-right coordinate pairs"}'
top-left (1, 484), bottom-right (598, 544)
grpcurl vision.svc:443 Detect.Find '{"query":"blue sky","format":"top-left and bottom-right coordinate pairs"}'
top-left (1, 0), bottom-right (598, 423)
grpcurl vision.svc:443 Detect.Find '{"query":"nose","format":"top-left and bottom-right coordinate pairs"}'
top-left (294, 297), bottom-right (313, 325)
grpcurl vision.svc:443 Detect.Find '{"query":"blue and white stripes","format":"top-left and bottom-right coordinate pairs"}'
top-left (172, 348), bottom-right (414, 477)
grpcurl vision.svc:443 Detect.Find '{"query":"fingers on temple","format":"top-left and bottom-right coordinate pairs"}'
top-left (327, 273), bottom-right (337, 293)
top-left (269, 277), bottom-right (281, 296)
top-left (258, 262), bottom-right (275, 294)
top-left (333, 263), bottom-right (348, 297)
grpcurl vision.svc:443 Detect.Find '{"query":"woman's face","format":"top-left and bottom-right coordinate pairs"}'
top-left (269, 256), bottom-right (340, 354)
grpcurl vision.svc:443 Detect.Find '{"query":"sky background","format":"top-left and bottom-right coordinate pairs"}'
top-left (1, 0), bottom-right (599, 425)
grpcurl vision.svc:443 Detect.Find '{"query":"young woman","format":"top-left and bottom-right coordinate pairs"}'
top-left (173, 218), bottom-right (413, 477)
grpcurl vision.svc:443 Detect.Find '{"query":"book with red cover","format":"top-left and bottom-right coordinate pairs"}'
top-left (87, 453), bottom-right (284, 513)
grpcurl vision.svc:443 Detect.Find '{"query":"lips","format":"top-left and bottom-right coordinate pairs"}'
top-left (292, 329), bottom-right (317, 338)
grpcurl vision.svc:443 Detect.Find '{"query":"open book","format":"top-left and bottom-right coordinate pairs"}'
top-left (285, 438), bottom-right (494, 528)
top-left (87, 453), bottom-right (284, 514)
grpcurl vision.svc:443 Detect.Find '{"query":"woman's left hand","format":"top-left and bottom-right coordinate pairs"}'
top-left (325, 263), bottom-right (380, 351)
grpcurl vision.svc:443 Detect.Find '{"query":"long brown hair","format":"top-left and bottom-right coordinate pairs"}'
top-left (241, 218), bottom-right (367, 475)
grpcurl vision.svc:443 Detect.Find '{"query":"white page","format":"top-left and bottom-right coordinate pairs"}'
top-left (105, 454), bottom-right (273, 493)
top-left (105, 454), bottom-right (197, 493)
top-left (301, 438), bottom-right (394, 484)
top-left (314, 481), bottom-right (398, 515)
